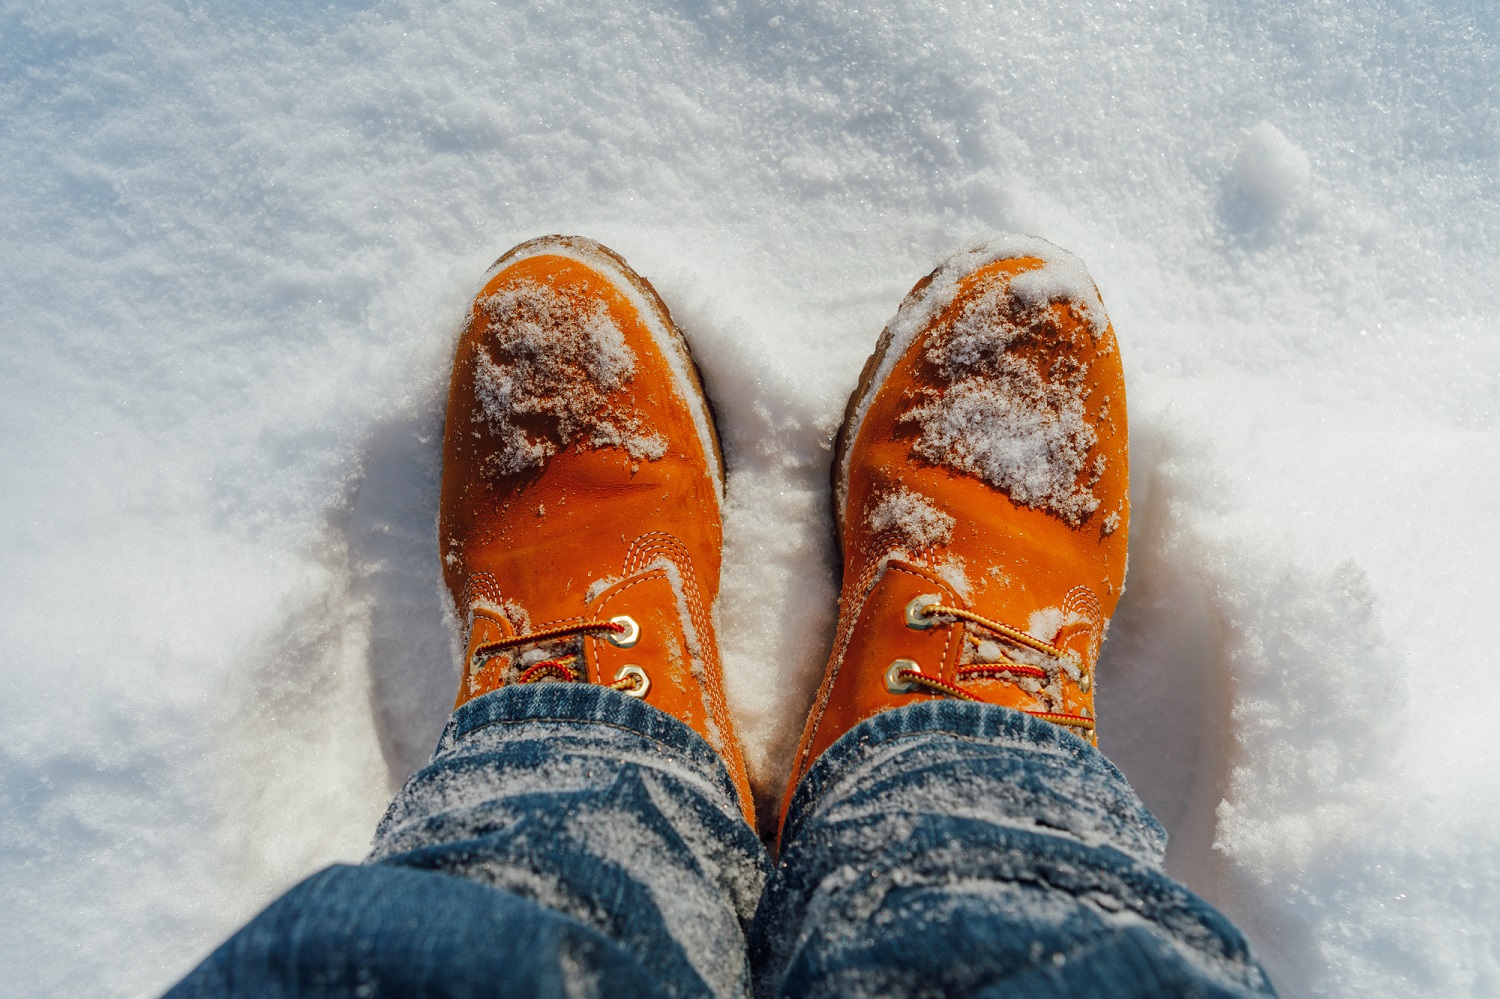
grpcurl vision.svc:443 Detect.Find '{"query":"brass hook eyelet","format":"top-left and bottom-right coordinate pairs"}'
top-left (607, 615), bottom-right (640, 648)
top-left (904, 595), bottom-right (941, 630)
top-left (884, 659), bottom-right (921, 694)
top-left (615, 664), bottom-right (650, 698)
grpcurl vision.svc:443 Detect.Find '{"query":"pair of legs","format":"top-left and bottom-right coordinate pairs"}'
top-left (169, 236), bottom-right (1275, 997)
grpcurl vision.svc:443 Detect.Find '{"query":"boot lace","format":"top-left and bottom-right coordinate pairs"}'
top-left (894, 600), bottom-right (1095, 731)
top-left (472, 619), bottom-right (648, 696)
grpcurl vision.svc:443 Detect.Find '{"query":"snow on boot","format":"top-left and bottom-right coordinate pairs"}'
top-left (781, 235), bottom-right (1129, 837)
top-left (439, 234), bottom-right (755, 825)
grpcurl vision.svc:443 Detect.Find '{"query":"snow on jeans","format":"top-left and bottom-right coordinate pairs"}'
top-left (165, 685), bottom-right (1276, 998)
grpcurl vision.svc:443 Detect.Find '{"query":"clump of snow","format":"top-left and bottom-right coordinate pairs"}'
top-left (1002, 263), bottom-right (1110, 341)
top-left (906, 379), bottom-right (1101, 523)
top-left (584, 575), bottom-right (622, 603)
top-left (1027, 606), bottom-right (1064, 643)
top-left (899, 272), bottom-right (1104, 522)
top-left (931, 555), bottom-right (971, 599)
top-left (1229, 121), bottom-right (1312, 221)
top-left (472, 279), bottom-right (665, 476)
top-left (865, 486), bottom-right (954, 549)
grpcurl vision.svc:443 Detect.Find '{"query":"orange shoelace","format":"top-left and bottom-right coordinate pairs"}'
top-left (513, 654), bottom-right (646, 694)
top-left (472, 620), bottom-right (646, 695)
top-left (472, 619), bottom-right (627, 660)
top-left (897, 602), bottom-right (1095, 732)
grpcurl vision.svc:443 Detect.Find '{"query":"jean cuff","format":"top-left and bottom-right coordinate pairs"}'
top-left (435, 683), bottom-right (742, 804)
top-left (782, 701), bottom-right (1140, 847)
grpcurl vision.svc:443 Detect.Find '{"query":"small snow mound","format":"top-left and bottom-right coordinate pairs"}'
top-left (1230, 121), bottom-right (1311, 219)
top-left (867, 486), bottom-right (954, 549)
top-left (900, 272), bottom-right (1104, 523)
top-left (472, 278), bottom-right (665, 476)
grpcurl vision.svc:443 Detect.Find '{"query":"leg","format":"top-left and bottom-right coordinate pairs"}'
top-left (757, 237), bottom-right (1275, 996)
top-left (171, 685), bottom-right (766, 998)
top-left (168, 237), bottom-right (766, 996)
top-left (755, 702), bottom-right (1271, 997)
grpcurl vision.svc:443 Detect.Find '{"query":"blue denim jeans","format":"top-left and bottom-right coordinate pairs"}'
top-left (167, 685), bottom-right (1275, 997)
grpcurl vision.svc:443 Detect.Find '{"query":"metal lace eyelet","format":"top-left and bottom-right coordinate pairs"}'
top-left (904, 595), bottom-right (941, 630)
top-left (607, 615), bottom-right (640, 648)
top-left (884, 658), bottom-right (920, 694)
top-left (615, 664), bottom-right (650, 698)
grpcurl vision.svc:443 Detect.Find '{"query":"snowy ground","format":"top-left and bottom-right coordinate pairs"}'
top-left (2, 1), bottom-right (1497, 995)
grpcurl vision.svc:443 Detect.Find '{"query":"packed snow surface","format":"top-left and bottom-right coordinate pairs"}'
top-left (2, 1), bottom-right (1498, 997)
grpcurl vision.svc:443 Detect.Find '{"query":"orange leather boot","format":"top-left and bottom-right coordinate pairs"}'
top-left (440, 234), bottom-right (755, 826)
top-left (782, 235), bottom-right (1129, 835)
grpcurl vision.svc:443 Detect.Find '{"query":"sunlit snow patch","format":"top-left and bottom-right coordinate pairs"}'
top-left (472, 278), bottom-right (666, 476)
